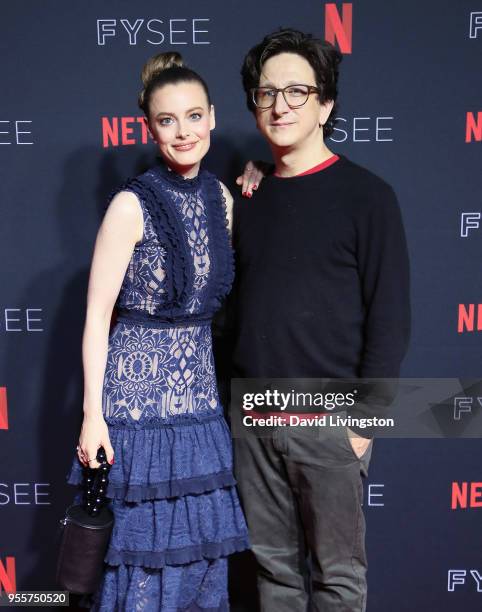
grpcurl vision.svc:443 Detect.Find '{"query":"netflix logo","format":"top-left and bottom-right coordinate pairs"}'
top-left (458, 304), bottom-right (482, 333)
top-left (102, 117), bottom-right (151, 148)
top-left (0, 557), bottom-right (16, 594)
top-left (0, 388), bottom-right (7, 431)
top-left (452, 482), bottom-right (482, 509)
top-left (325, 3), bottom-right (352, 54)
top-left (466, 112), bottom-right (482, 143)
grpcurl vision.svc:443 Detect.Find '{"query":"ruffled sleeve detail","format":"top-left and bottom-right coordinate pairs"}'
top-left (111, 173), bottom-right (191, 319)
top-left (202, 172), bottom-right (235, 311)
top-left (110, 166), bottom-right (234, 323)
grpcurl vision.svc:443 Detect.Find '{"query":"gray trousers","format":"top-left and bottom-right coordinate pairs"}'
top-left (234, 423), bottom-right (372, 612)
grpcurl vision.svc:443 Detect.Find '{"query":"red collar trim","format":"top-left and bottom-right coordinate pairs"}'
top-left (275, 154), bottom-right (340, 178)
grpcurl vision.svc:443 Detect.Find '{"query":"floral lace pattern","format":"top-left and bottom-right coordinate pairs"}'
top-left (103, 323), bottom-right (218, 422)
top-left (117, 199), bottom-right (167, 315)
top-left (103, 165), bottom-right (227, 423)
top-left (167, 187), bottom-right (211, 314)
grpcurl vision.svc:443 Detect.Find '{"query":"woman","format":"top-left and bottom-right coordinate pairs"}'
top-left (67, 51), bottom-right (255, 611)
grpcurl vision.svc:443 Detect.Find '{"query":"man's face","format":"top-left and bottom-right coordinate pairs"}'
top-left (254, 52), bottom-right (333, 150)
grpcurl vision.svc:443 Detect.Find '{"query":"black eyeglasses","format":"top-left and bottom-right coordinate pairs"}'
top-left (251, 84), bottom-right (321, 109)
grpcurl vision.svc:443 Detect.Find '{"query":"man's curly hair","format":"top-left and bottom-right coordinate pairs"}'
top-left (241, 28), bottom-right (342, 137)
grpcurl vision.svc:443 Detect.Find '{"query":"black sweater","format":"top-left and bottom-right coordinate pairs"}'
top-left (231, 155), bottom-right (410, 382)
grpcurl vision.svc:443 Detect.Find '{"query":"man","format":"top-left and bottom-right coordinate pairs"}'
top-left (231, 29), bottom-right (410, 611)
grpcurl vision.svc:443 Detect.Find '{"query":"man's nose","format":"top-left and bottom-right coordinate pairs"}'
top-left (272, 91), bottom-right (290, 114)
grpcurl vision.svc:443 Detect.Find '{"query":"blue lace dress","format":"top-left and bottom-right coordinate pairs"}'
top-left (67, 162), bottom-right (249, 611)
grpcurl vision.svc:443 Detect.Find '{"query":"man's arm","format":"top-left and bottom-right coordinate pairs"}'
top-left (358, 183), bottom-right (411, 378)
top-left (347, 183), bottom-right (410, 439)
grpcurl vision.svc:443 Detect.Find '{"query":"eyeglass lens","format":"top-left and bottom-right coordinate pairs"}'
top-left (253, 85), bottom-right (311, 108)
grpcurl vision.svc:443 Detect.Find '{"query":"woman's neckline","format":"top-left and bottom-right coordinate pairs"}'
top-left (155, 159), bottom-right (204, 189)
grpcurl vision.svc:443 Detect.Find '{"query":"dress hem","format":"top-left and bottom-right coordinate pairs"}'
top-left (105, 536), bottom-right (250, 568)
top-left (67, 470), bottom-right (237, 501)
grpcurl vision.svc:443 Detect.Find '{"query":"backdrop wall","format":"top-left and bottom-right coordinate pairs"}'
top-left (1, 1), bottom-right (481, 610)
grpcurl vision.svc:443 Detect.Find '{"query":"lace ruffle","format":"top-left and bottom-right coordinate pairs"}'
top-left (66, 414), bottom-right (236, 502)
top-left (202, 174), bottom-right (235, 312)
top-left (106, 538), bottom-right (248, 569)
top-left (104, 486), bottom-right (248, 568)
top-left (123, 175), bottom-right (191, 319)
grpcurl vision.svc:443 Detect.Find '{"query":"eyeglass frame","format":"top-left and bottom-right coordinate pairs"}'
top-left (250, 84), bottom-right (321, 109)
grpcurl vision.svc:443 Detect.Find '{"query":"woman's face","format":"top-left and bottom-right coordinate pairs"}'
top-left (147, 81), bottom-right (215, 177)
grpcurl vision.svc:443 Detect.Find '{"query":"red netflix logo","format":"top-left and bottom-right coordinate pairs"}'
top-left (452, 482), bottom-right (482, 509)
top-left (325, 3), bottom-right (352, 54)
top-left (0, 557), bottom-right (16, 593)
top-left (458, 304), bottom-right (482, 333)
top-left (466, 112), bottom-right (482, 143)
top-left (0, 388), bottom-right (7, 430)
top-left (102, 117), bottom-right (151, 148)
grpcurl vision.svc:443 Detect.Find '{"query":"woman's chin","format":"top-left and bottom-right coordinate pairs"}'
top-left (170, 150), bottom-right (207, 170)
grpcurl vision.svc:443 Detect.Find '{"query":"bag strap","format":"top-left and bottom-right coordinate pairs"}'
top-left (83, 447), bottom-right (111, 517)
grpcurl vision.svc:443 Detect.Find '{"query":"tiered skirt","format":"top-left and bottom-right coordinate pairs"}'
top-left (66, 412), bottom-right (249, 611)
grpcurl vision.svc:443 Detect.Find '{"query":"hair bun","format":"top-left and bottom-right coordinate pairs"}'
top-left (138, 51), bottom-right (210, 115)
top-left (141, 52), bottom-right (185, 87)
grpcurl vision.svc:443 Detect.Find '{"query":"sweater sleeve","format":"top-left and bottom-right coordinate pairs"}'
top-left (357, 183), bottom-right (411, 378)
top-left (347, 183), bottom-right (411, 437)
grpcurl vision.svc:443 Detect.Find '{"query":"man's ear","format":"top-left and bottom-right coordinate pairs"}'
top-left (319, 100), bottom-right (335, 127)
top-left (210, 104), bottom-right (216, 131)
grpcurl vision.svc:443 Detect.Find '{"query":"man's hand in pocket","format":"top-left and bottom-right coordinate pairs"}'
top-left (347, 427), bottom-right (372, 459)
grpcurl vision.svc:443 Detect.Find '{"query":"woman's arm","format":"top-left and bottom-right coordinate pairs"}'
top-left (77, 190), bottom-right (143, 468)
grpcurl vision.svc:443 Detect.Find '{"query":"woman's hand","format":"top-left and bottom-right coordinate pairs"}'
top-left (235, 160), bottom-right (272, 198)
top-left (77, 413), bottom-right (115, 469)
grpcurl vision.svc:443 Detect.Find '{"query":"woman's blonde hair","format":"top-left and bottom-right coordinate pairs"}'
top-left (138, 51), bottom-right (211, 116)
